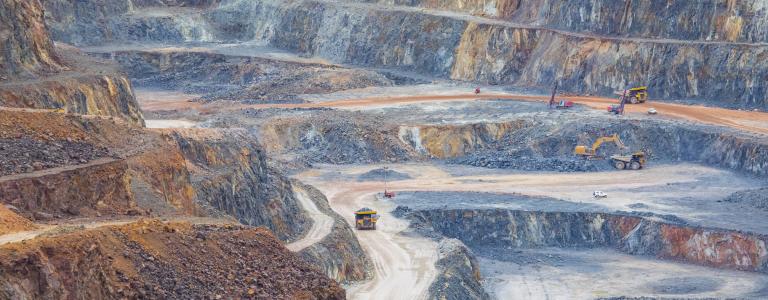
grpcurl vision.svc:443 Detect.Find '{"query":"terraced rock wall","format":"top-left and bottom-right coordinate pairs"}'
top-left (212, 0), bottom-right (767, 108)
top-left (356, 0), bottom-right (768, 43)
top-left (409, 209), bottom-right (768, 273)
top-left (0, 159), bottom-right (134, 219)
top-left (40, 0), bottom-right (768, 107)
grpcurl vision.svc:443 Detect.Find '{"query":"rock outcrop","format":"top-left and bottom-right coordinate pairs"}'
top-left (0, 220), bottom-right (345, 299)
top-left (0, 0), bottom-right (64, 79)
top-left (168, 129), bottom-right (310, 241)
top-left (428, 238), bottom-right (489, 300)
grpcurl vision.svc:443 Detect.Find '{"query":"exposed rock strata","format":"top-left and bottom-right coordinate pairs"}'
top-left (408, 209), bottom-right (768, 273)
top-left (0, 0), bottom-right (64, 78)
top-left (167, 129), bottom-right (309, 241)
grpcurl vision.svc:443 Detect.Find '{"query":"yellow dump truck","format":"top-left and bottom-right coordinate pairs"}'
top-left (354, 208), bottom-right (379, 230)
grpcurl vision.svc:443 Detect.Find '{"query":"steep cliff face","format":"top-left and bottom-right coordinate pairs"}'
top-left (0, 220), bottom-right (345, 299)
top-left (0, 0), bottom-right (64, 79)
top-left (43, 0), bottom-right (215, 46)
top-left (0, 72), bottom-right (144, 126)
top-left (358, 0), bottom-right (768, 44)
top-left (0, 0), bottom-right (144, 126)
top-left (168, 129), bottom-right (309, 241)
top-left (409, 209), bottom-right (768, 273)
top-left (39, 0), bottom-right (768, 107)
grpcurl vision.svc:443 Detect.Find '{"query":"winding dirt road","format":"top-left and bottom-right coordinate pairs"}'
top-left (295, 176), bottom-right (439, 300)
top-left (285, 185), bottom-right (334, 252)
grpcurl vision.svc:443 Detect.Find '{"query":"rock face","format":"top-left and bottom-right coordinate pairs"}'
top-left (0, 220), bottom-right (345, 299)
top-left (0, 158), bottom-right (135, 219)
top-left (359, 0), bottom-right (768, 43)
top-left (428, 238), bottom-right (489, 300)
top-left (43, 0), bottom-right (216, 46)
top-left (0, 110), bottom-right (196, 219)
top-left (409, 209), bottom-right (768, 273)
top-left (0, 72), bottom-right (145, 126)
top-left (0, 0), bottom-right (144, 125)
top-left (408, 118), bottom-right (768, 177)
top-left (38, 0), bottom-right (768, 108)
top-left (168, 129), bottom-right (310, 241)
top-left (0, 0), bottom-right (64, 79)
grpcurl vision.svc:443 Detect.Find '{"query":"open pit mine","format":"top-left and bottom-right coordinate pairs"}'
top-left (2, 0), bottom-right (768, 299)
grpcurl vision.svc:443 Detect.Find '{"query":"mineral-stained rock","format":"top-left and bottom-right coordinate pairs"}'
top-left (0, 220), bottom-right (346, 299)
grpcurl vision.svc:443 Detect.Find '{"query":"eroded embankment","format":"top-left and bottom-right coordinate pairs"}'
top-left (406, 209), bottom-right (768, 273)
top-left (0, 219), bottom-right (345, 299)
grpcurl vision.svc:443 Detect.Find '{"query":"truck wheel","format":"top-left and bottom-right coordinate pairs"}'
top-left (613, 160), bottom-right (626, 170)
top-left (630, 161), bottom-right (641, 170)
top-left (630, 97), bottom-right (638, 104)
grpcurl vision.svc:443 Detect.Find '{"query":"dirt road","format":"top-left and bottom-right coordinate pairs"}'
top-left (139, 90), bottom-right (768, 135)
top-left (0, 217), bottom-right (236, 246)
top-left (285, 185), bottom-right (334, 252)
top-left (295, 178), bottom-right (438, 300)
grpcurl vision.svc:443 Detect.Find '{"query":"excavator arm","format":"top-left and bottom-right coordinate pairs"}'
top-left (574, 134), bottom-right (626, 157)
top-left (590, 134), bottom-right (626, 152)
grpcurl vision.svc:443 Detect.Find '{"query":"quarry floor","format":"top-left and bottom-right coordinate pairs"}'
top-left (110, 38), bottom-right (768, 299)
top-left (294, 162), bottom-right (768, 299)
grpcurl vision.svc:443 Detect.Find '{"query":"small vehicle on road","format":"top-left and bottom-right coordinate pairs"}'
top-left (593, 191), bottom-right (608, 198)
top-left (648, 108), bottom-right (658, 115)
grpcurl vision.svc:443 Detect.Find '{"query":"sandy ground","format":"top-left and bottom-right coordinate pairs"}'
top-left (144, 119), bottom-right (198, 128)
top-left (479, 247), bottom-right (768, 300)
top-left (285, 185), bottom-right (334, 252)
top-left (300, 162), bottom-right (767, 233)
top-left (296, 162), bottom-right (768, 298)
top-left (295, 174), bottom-right (439, 300)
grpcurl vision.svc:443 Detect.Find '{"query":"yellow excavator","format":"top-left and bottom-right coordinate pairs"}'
top-left (574, 133), bottom-right (626, 159)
